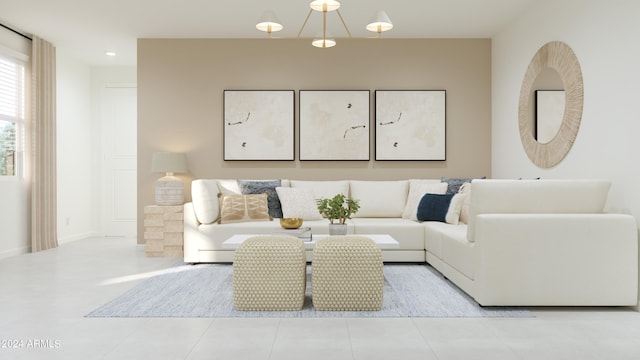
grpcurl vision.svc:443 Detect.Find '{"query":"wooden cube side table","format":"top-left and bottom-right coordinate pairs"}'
top-left (144, 205), bottom-right (184, 257)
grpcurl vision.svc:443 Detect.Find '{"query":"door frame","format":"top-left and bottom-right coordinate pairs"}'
top-left (100, 83), bottom-right (137, 237)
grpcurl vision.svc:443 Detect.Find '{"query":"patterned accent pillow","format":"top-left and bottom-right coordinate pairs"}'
top-left (237, 180), bottom-right (283, 218)
top-left (275, 187), bottom-right (323, 220)
top-left (218, 193), bottom-right (272, 224)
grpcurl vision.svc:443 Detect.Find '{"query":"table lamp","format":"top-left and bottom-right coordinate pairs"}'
top-left (152, 152), bottom-right (187, 205)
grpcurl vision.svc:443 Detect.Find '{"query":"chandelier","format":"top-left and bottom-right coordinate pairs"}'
top-left (256, 0), bottom-right (393, 48)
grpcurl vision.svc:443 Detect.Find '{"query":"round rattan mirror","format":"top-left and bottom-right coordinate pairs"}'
top-left (518, 41), bottom-right (583, 168)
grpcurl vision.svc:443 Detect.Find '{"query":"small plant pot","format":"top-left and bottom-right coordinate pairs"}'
top-left (328, 223), bottom-right (348, 236)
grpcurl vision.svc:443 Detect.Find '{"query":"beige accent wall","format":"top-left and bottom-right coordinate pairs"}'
top-left (137, 38), bottom-right (491, 243)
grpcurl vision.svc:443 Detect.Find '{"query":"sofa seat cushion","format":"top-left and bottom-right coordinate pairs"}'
top-left (423, 222), bottom-right (456, 258)
top-left (440, 227), bottom-right (474, 280)
top-left (349, 218), bottom-right (424, 250)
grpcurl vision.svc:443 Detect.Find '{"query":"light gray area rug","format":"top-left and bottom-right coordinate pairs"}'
top-left (87, 264), bottom-right (532, 318)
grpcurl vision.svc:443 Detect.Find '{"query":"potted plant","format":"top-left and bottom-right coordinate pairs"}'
top-left (316, 193), bottom-right (360, 235)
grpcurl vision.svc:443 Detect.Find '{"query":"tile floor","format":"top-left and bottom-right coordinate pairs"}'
top-left (1, 236), bottom-right (639, 359)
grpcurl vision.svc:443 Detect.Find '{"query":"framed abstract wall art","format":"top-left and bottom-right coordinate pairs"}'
top-left (375, 90), bottom-right (446, 161)
top-left (223, 90), bottom-right (294, 161)
top-left (299, 90), bottom-right (370, 160)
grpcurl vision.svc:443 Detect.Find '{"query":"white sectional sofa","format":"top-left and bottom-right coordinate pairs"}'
top-left (185, 179), bottom-right (431, 263)
top-left (183, 178), bottom-right (639, 306)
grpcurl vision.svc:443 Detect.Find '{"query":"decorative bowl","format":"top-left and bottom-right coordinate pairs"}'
top-left (280, 218), bottom-right (304, 229)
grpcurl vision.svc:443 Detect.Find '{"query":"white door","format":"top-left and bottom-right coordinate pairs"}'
top-left (101, 85), bottom-right (137, 237)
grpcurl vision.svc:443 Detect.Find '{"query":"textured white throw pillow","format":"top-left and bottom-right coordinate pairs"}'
top-left (402, 182), bottom-right (448, 220)
top-left (445, 193), bottom-right (466, 225)
top-left (190, 179), bottom-right (221, 224)
top-left (275, 187), bottom-right (323, 220)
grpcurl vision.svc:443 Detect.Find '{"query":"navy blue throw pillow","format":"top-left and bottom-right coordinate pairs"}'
top-left (416, 193), bottom-right (454, 222)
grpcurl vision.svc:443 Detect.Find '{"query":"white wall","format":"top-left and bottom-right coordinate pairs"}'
top-left (492, 0), bottom-right (640, 216)
top-left (1, 36), bottom-right (136, 256)
top-left (57, 48), bottom-right (95, 243)
top-left (52, 59), bottom-right (137, 242)
top-left (492, 1), bottom-right (640, 307)
top-left (0, 180), bottom-right (29, 258)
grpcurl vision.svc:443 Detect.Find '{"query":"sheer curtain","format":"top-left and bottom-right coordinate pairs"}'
top-left (30, 36), bottom-right (57, 252)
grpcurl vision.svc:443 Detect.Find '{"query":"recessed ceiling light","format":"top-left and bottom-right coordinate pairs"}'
top-left (105, 51), bottom-right (117, 57)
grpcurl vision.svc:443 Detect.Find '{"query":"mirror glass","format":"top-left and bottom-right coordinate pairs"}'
top-left (531, 68), bottom-right (564, 144)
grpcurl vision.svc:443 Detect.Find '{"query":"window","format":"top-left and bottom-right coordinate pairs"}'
top-left (0, 53), bottom-right (26, 177)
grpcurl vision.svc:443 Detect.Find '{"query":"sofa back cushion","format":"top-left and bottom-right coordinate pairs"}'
top-left (467, 179), bottom-right (611, 242)
top-left (350, 180), bottom-right (409, 218)
top-left (289, 180), bottom-right (350, 200)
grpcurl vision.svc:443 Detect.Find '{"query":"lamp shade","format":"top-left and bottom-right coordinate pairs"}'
top-left (256, 10), bottom-right (283, 33)
top-left (151, 152), bottom-right (187, 174)
top-left (310, 0), bottom-right (340, 12)
top-left (312, 32), bottom-right (336, 48)
top-left (366, 10), bottom-right (393, 33)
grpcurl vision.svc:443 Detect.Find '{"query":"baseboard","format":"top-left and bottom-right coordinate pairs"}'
top-left (1, 233), bottom-right (97, 260)
top-left (58, 231), bottom-right (99, 245)
top-left (0, 245), bottom-right (31, 260)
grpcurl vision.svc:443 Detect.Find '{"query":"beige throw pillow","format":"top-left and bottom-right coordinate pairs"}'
top-left (458, 182), bottom-right (471, 224)
top-left (218, 193), bottom-right (272, 224)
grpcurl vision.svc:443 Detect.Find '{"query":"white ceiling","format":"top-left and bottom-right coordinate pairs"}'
top-left (0, 0), bottom-right (534, 66)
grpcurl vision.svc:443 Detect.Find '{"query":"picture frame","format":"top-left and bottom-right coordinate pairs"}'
top-left (535, 90), bottom-right (565, 144)
top-left (223, 90), bottom-right (295, 161)
top-left (375, 90), bottom-right (446, 161)
top-left (299, 90), bottom-right (370, 161)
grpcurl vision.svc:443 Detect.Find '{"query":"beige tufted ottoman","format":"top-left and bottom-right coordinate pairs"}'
top-left (232, 236), bottom-right (307, 311)
top-left (311, 236), bottom-right (384, 311)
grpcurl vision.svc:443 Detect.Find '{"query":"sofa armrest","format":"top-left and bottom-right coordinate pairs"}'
top-left (473, 213), bottom-right (638, 306)
top-left (184, 202), bottom-right (206, 263)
